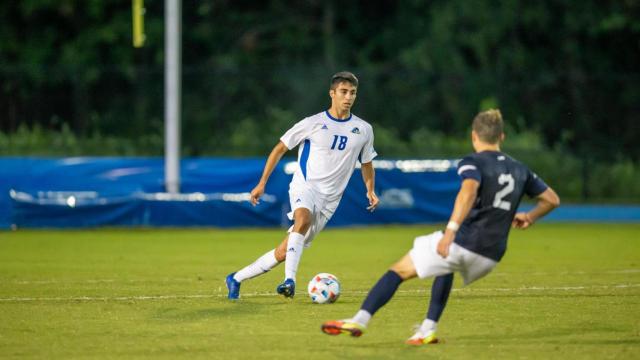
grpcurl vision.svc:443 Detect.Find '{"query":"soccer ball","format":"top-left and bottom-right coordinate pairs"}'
top-left (307, 273), bottom-right (341, 304)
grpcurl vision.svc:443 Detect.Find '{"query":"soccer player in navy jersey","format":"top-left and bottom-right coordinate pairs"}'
top-left (321, 109), bottom-right (560, 345)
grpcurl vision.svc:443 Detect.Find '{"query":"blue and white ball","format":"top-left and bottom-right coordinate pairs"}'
top-left (307, 273), bottom-right (341, 304)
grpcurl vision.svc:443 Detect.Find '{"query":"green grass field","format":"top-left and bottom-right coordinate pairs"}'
top-left (1, 224), bottom-right (639, 359)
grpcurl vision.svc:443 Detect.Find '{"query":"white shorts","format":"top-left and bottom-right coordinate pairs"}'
top-left (409, 231), bottom-right (498, 286)
top-left (286, 186), bottom-right (336, 248)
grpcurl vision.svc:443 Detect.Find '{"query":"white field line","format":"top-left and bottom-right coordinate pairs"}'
top-left (492, 268), bottom-right (640, 277)
top-left (6, 278), bottom-right (198, 285)
top-left (0, 284), bottom-right (638, 303)
top-left (4, 268), bottom-right (640, 285)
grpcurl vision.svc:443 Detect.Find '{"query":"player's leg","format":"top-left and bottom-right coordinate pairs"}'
top-left (427, 274), bottom-right (454, 324)
top-left (405, 273), bottom-right (454, 345)
top-left (233, 235), bottom-right (287, 282)
top-left (225, 236), bottom-right (285, 299)
top-left (322, 231), bottom-right (455, 338)
top-left (321, 254), bottom-right (418, 337)
top-left (402, 232), bottom-right (462, 345)
top-left (405, 246), bottom-right (496, 342)
top-left (357, 254), bottom-right (418, 321)
top-left (276, 207), bottom-right (312, 298)
top-left (407, 243), bottom-right (495, 345)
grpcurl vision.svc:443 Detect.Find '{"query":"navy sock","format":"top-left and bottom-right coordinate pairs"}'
top-left (361, 270), bottom-right (404, 315)
top-left (426, 273), bottom-right (454, 321)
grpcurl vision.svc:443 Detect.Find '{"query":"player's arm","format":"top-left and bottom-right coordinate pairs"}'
top-left (512, 187), bottom-right (560, 229)
top-left (250, 141), bottom-right (289, 206)
top-left (360, 161), bottom-right (379, 212)
top-left (437, 178), bottom-right (480, 258)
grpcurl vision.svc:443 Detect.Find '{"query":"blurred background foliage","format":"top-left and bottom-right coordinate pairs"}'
top-left (1, 0), bottom-right (639, 201)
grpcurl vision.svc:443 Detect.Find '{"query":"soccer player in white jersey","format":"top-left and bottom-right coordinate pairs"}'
top-left (226, 71), bottom-right (379, 299)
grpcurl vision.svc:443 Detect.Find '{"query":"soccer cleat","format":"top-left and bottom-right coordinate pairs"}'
top-left (405, 329), bottom-right (439, 346)
top-left (226, 272), bottom-right (241, 300)
top-left (321, 320), bottom-right (365, 337)
top-left (276, 278), bottom-right (296, 298)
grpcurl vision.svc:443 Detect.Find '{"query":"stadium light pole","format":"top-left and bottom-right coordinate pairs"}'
top-left (164, 0), bottom-right (181, 193)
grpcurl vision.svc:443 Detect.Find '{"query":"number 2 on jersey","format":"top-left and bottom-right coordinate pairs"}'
top-left (493, 173), bottom-right (514, 210)
top-left (330, 135), bottom-right (348, 150)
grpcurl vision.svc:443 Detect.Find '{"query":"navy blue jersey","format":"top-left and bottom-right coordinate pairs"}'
top-left (454, 151), bottom-right (548, 261)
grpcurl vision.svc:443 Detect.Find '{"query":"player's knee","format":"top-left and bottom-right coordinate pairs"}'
top-left (390, 262), bottom-right (417, 280)
top-left (389, 266), bottom-right (407, 279)
top-left (292, 216), bottom-right (312, 234)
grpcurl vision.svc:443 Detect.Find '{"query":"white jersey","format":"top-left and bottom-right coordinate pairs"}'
top-left (280, 110), bottom-right (377, 203)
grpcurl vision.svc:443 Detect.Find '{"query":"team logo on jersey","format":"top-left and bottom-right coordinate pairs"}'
top-left (287, 247), bottom-right (296, 252)
top-left (321, 124), bottom-right (328, 130)
top-left (497, 155), bottom-right (506, 161)
top-left (295, 198), bottom-right (301, 203)
top-left (351, 127), bottom-right (360, 134)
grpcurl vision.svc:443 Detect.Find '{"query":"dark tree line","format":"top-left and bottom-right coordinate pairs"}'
top-left (1, 1), bottom-right (639, 163)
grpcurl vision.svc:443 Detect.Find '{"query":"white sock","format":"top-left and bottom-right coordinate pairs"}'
top-left (420, 318), bottom-right (437, 333)
top-left (233, 249), bottom-right (279, 282)
top-left (351, 310), bottom-right (372, 327)
top-left (284, 232), bottom-right (305, 282)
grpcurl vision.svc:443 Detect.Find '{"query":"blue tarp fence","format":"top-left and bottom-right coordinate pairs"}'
top-left (0, 157), bottom-right (459, 229)
top-left (1, 157), bottom-right (639, 229)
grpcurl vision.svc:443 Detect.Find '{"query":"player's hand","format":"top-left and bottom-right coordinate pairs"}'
top-left (250, 184), bottom-right (265, 206)
top-left (437, 230), bottom-right (455, 258)
top-left (512, 212), bottom-right (533, 229)
top-left (366, 191), bottom-right (379, 212)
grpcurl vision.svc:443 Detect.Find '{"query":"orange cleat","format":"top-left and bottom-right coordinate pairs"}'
top-left (321, 320), bottom-right (365, 337)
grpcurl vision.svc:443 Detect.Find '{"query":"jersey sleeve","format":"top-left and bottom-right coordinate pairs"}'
top-left (280, 118), bottom-right (311, 150)
top-left (524, 169), bottom-right (548, 197)
top-left (359, 124), bottom-right (378, 163)
top-left (457, 156), bottom-right (481, 182)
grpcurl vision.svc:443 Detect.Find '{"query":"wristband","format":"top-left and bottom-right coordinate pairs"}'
top-left (446, 221), bottom-right (460, 232)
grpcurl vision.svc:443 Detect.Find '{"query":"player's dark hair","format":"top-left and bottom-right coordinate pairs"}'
top-left (330, 71), bottom-right (358, 89)
top-left (473, 109), bottom-right (504, 144)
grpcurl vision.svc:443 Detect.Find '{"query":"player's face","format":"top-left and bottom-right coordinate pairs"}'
top-left (330, 82), bottom-right (357, 113)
